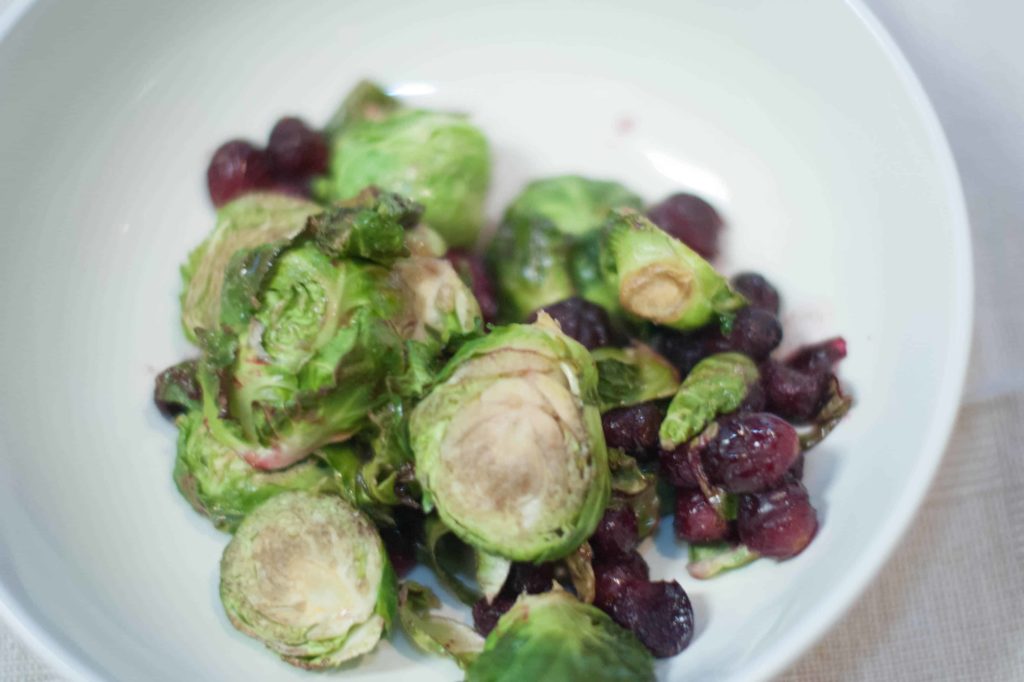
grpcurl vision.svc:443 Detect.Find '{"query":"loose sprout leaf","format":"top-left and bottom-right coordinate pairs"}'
top-left (687, 542), bottom-right (760, 580)
top-left (608, 448), bottom-right (661, 538)
top-left (476, 550), bottom-right (513, 603)
top-left (563, 542), bottom-right (596, 604)
top-left (659, 352), bottom-right (760, 450)
top-left (486, 211), bottom-right (575, 321)
top-left (799, 376), bottom-right (854, 450)
top-left (593, 344), bottom-right (680, 411)
top-left (422, 515), bottom-right (483, 606)
top-left (607, 447), bottom-right (650, 496)
top-left (324, 80), bottom-right (403, 137)
top-left (569, 230), bottom-right (621, 314)
top-left (465, 590), bottom-right (655, 682)
top-left (504, 175), bottom-right (644, 237)
top-left (218, 240), bottom-right (289, 335)
top-left (306, 189), bottom-right (419, 265)
top-left (601, 209), bottom-right (745, 330)
top-left (398, 582), bottom-right (484, 669)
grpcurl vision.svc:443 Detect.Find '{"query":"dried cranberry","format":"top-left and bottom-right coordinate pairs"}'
top-left (502, 562), bottom-right (555, 597)
top-left (789, 453), bottom-right (805, 480)
top-left (786, 337), bottom-right (848, 375)
top-left (602, 402), bottom-right (664, 461)
top-left (660, 444), bottom-right (700, 489)
top-left (762, 360), bottom-right (828, 423)
top-left (737, 380), bottom-right (766, 413)
top-left (700, 413), bottom-right (801, 493)
top-left (647, 193), bottom-right (722, 259)
top-left (206, 140), bottom-right (273, 207)
top-left (589, 507), bottom-right (639, 560)
top-left (593, 551), bottom-right (649, 610)
top-left (607, 580), bottom-right (695, 658)
top-left (472, 595), bottom-right (515, 635)
top-left (708, 307), bottom-right (782, 360)
top-left (674, 489), bottom-right (729, 542)
top-left (380, 508), bottom-right (423, 578)
top-left (527, 297), bottom-right (620, 349)
top-left (649, 329), bottom-right (710, 376)
top-left (731, 272), bottom-right (780, 314)
top-left (267, 117), bottom-right (329, 177)
top-left (738, 477), bottom-right (818, 558)
top-left (446, 250), bottom-right (499, 324)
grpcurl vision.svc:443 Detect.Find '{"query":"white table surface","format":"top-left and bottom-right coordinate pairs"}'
top-left (1, 0), bottom-right (1022, 679)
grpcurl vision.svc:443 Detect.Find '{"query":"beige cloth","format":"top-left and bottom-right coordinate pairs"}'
top-left (2, 0), bottom-right (1023, 680)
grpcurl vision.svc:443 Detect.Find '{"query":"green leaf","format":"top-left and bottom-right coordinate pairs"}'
top-left (504, 175), bottom-right (643, 237)
top-left (305, 189), bottom-right (417, 264)
top-left (659, 352), bottom-right (760, 449)
top-left (687, 542), bottom-right (759, 579)
top-left (218, 240), bottom-right (289, 335)
top-left (422, 515), bottom-right (482, 606)
top-left (563, 542), bottom-right (595, 604)
top-left (324, 80), bottom-right (402, 137)
top-left (397, 582), bottom-right (484, 669)
top-left (593, 344), bottom-right (680, 411)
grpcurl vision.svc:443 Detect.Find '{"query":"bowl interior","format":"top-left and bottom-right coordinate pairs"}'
top-left (0, 0), bottom-right (970, 680)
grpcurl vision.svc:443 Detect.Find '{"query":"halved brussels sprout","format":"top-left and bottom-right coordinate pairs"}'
top-left (505, 176), bottom-right (644, 237)
top-left (324, 79), bottom-right (402, 137)
top-left (592, 344), bottom-right (680, 411)
top-left (180, 193), bottom-right (321, 343)
top-left (465, 590), bottom-right (654, 682)
top-left (220, 492), bottom-right (396, 669)
top-left (173, 412), bottom-right (333, 532)
top-left (410, 315), bottom-right (610, 562)
top-left (601, 209), bottom-right (745, 329)
top-left (323, 106), bottom-right (490, 248)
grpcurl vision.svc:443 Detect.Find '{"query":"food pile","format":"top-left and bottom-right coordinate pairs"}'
top-left (155, 81), bottom-right (851, 680)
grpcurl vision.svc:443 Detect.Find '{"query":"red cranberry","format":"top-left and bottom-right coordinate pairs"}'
top-left (206, 140), bottom-right (273, 207)
top-left (674, 489), bottom-right (729, 542)
top-left (700, 413), bottom-right (801, 493)
top-left (647, 193), bottom-right (723, 259)
top-left (602, 402), bottom-right (664, 461)
top-left (472, 595), bottom-right (515, 635)
top-left (607, 580), bottom-right (695, 658)
top-left (267, 117), bottom-right (329, 177)
top-left (762, 360), bottom-right (829, 423)
top-left (446, 250), bottom-right (499, 324)
top-left (589, 507), bottom-right (639, 560)
top-left (593, 551), bottom-right (649, 610)
top-left (527, 297), bottom-right (621, 350)
top-left (738, 477), bottom-right (818, 559)
top-left (731, 272), bottom-right (780, 314)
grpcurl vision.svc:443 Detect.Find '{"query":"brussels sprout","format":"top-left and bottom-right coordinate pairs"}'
top-left (389, 255), bottom-right (482, 347)
top-left (486, 212), bottom-right (575, 321)
top-left (569, 230), bottom-right (620, 314)
top-left (153, 359), bottom-right (202, 418)
top-left (219, 492), bottom-right (396, 669)
top-left (410, 315), bottom-right (610, 562)
top-left (173, 412), bottom-right (333, 532)
top-left (601, 209), bottom-right (745, 330)
top-left (180, 193), bottom-right (321, 343)
top-left (505, 176), bottom-right (644, 237)
top-left (659, 352), bottom-right (760, 450)
top-left (423, 514), bottom-right (483, 605)
top-left (465, 590), bottom-right (654, 682)
top-left (687, 542), bottom-right (759, 579)
top-left (304, 188), bottom-right (418, 264)
top-left (398, 582), bottom-right (484, 669)
top-left (592, 344), bottom-right (680, 412)
top-left (324, 80), bottom-right (402, 137)
top-left (323, 108), bottom-right (490, 247)
top-left (406, 223), bottom-right (449, 258)
top-left (476, 550), bottom-right (513, 603)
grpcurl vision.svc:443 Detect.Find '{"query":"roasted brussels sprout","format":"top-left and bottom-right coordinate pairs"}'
top-left (465, 590), bottom-right (654, 682)
top-left (219, 492), bottom-right (396, 669)
top-left (410, 315), bottom-right (610, 562)
top-left (592, 344), bottom-right (680, 412)
top-left (398, 582), bottom-right (485, 669)
top-left (505, 176), bottom-right (643, 237)
top-left (322, 92), bottom-right (490, 247)
top-left (601, 209), bottom-right (745, 330)
top-left (173, 412), bottom-right (333, 532)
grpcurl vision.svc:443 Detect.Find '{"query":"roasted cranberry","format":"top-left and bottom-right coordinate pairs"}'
top-left (738, 477), bottom-right (818, 558)
top-left (502, 562), bottom-right (555, 596)
top-left (267, 117), bottom-right (329, 177)
top-left (590, 507), bottom-right (639, 560)
top-left (380, 508), bottom-right (423, 578)
top-left (660, 444), bottom-right (700, 489)
top-left (700, 413), bottom-right (801, 493)
top-left (762, 360), bottom-right (828, 423)
top-left (738, 380), bottom-right (766, 413)
top-left (789, 453), bottom-right (805, 480)
top-left (674, 489), bottom-right (729, 542)
top-left (528, 297), bottom-right (620, 349)
top-left (268, 178), bottom-right (313, 200)
top-left (649, 329), bottom-right (710, 376)
top-left (647, 193), bottom-right (722, 259)
top-left (708, 307), bottom-right (782, 360)
top-left (787, 337), bottom-right (848, 375)
top-left (608, 580), bottom-right (694, 658)
top-left (601, 402), bottom-right (664, 461)
top-left (153, 359), bottom-right (201, 419)
top-left (593, 551), bottom-right (649, 609)
top-left (731, 272), bottom-right (780, 314)
top-left (206, 140), bottom-right (273, 207)
top-left (472, 595), bottom-right (515, 635)
top-left (446, 250), bottom-right (499, 324)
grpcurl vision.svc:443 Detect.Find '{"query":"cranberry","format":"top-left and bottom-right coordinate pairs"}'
top-left (787, 337), bottom-right (848, 375)
top-left (649, 329), bottom-right (710, 376)
top-left (699, 413), bottom-right (801, 493)
top-left (527, 297), bottom-right (620, 350)
top-left (472, 595), bottom-right (515, 636)
top-left (674, 489), bottom-right (729, 542)
top-left (731, 272), bottom-right (780, 314)
top-left (268, 178), bottom-right (313, 200)
top-left (789, 453), bottom-right (805, 480)
top-left (446, 250), bottom-right (499, 324)
top-left (380, 508), bottom-right (423, 578)
top-left (267, 117), bottom-right (329, 177)
top-left (593, 551), bottom-right (649, 610)
top-left (589, 507), bottom-right (639, 560)
top-left (762, 360), bottom-right (828, 423)
top-left (153, 359), bottom-right (201, 419)
top-left (206, 140), bottom-right (273, 207)
top-left (660, 444), bottom-right (700, 489)
top-left (601, 402), bottom-right (664, 461)
top-left (738, 477), bottom-right (818, 559)
top-left (607, 580), bottom-right (695, 658)
top-left (647, 193), bottom-right (723, 259)
top-left (502, 562), bottom-right (555, 597)
top-left (708, 307), bottom-right (782, 361)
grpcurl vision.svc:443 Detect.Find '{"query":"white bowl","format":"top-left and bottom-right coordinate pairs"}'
top-left (0, 0), bottom-right (971, 680)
